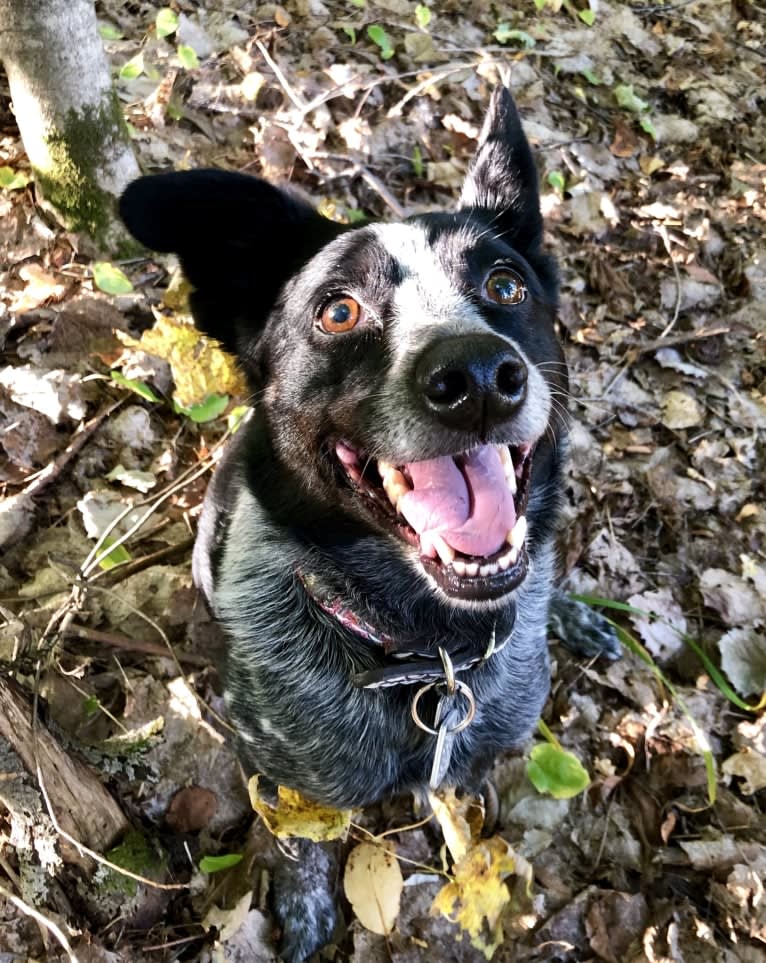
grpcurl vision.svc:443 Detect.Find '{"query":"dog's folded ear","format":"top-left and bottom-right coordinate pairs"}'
top-left (119, 170), bottom-right (344, 353)
top-left (458, 87), bottom-right (544, 254)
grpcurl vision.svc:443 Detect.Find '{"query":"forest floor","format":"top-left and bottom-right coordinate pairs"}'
top-left (0, 0), bottom-right (765, 960)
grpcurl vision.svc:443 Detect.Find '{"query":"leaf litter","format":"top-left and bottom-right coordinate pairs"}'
top-left (0, 0), bottom-right (764, 959)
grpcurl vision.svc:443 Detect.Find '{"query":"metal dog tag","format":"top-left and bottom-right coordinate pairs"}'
top-left (429, 699), bottom-right (461, 789)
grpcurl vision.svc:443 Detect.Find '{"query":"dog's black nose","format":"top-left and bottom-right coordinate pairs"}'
top-left (415, 334), bottom-right (528, 432)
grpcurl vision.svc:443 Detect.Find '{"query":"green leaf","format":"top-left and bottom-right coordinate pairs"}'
top-left (342, 25), bottom-right (357, 43)
top-left (349, 0), bottom-right (365, 6)
top-left (93, 262), bottom-right (134, 295)
top-left (119, 53), bottom-right (145, 81)
top-left (415, 4), bottom-right (431, 28)
top-left (110, 371), bottom-right (162, 403)
top-left (367, 24), bottom-right (395, 60)
top-left (614, 83), bottom-right (649, 113)
top-left (547, 170), bottom-right (566, 192)
top-left (0, 166), bottom-right (31, 190)
top-left (534, 0), bottom-right (547, 8)
top-left (83, 695), bottom-right (101, 717)
top-left (227, 405), bottom-right (249, 432)
top-left (97, 536), bottom-right (132, 571)
top-left (99, 23), bottom-right (123, 40)
top-left (578, 8), bottom-right (595, 25)
top-left (527, 744), bottom-right (590, 799)
top-left (199, 853), bottom-right (243, 874)
top-left (640, 115), bottom-right (657, 140)
top-left (177, 44), bottom-right (199, 69)
top-left (156, 8), bottom-right (179, 39)
top-left (412, 143), bottom-right (424, 178)
top-left (581, 67), bottom-right (601, 85)
top-left (493, 24), bottom-right (536, 48)
top-left (174, 393), bottom-right (230, 423)
top-left (347, 208), bottom-right (366, 224)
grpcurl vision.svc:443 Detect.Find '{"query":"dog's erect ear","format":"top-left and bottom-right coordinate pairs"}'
top-left (458, 88), bottom-right (543, 252)
top-left (119, 170), bottom-right (344, 353)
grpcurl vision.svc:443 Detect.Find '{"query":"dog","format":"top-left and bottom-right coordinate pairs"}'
top-left (120, 87), bottom-right (617, 960)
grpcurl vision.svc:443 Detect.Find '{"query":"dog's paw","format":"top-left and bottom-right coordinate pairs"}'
top-left (548, 590), bottom-right (621, 661)
top-left (273, 840), bottom-right (338, 962)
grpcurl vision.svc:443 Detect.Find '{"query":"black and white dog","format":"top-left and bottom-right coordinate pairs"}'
top-left (120, 88), bottom-right (615, 960)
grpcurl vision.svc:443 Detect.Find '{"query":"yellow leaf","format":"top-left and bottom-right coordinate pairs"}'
top-left (248, 776), bottom-right (352, 842)
top-left (344, 841), bottom-right (403, 936)
top-left (428, 787), bottom-right (484, 863)
top-left (117, 314), bottom-right (246, 407)
top-left (431, 836), bottom-right (521, 958)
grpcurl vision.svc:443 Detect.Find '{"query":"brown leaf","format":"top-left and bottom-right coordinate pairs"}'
top-left (166, 785), bottom-right (218, 833)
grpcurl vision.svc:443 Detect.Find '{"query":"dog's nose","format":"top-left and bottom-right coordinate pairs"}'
top-left (415, 335), bottom-right (528, 432)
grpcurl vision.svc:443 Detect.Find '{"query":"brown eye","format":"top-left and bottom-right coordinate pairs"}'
top-left (485, 269), bottom-right (526, 305)
top-left (319, 297), bottom-right (361, 333)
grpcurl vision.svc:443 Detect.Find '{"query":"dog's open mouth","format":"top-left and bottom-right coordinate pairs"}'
top-left (335, 440), bottom-right (534, 601)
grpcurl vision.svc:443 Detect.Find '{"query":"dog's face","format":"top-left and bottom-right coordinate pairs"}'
top-left (120, 88), bottom-right (566, 610)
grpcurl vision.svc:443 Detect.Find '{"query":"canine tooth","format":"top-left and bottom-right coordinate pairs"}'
top-left (383, 469), bottom-right (408, 508)
top-left (510, 515), bottom-right (527, 550)
top-left (431, 534), bottom-right (455, 565)
top-left (508, 547), bottom-right (518, 565)
top-left (498, 553), bottom-right (512, 571)
top-left (378, 459), bottom-right (395, 477)
top-left (480, 562), bottom-right (498, 577)
top-left (498, 445), bottom-right (517, 494)
top-left (465, 562), bottom-right (479, 577)
top-left (452, 559), bottom-right (467, 576)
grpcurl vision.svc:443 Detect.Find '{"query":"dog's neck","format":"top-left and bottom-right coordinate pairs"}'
top-left (295, 564), bottom-right (516, 686)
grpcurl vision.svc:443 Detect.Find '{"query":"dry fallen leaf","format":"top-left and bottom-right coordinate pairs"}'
top-left (117, 314), bottom-right (246, 407)
top-left (248, 776), bottom-right (352, 842)
top-left (722, 749), bottom-right (766, 795)
top-left (343, 841), bottom-right (403, 936)
top-left (661, 389), bottom-right (703, 430)
top-left (428, 786), bottom-right (484, 863)
top-left (431, 836), bottom-right (526, 959)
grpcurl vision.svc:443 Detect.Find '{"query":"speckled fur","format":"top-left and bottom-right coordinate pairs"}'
top-left (121, 88), bottom-right (580, 962)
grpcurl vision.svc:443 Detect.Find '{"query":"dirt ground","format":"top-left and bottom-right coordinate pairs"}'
top-left (0, 0), bottom-right (765, 960)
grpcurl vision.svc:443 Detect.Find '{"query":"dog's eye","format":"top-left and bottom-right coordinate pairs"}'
top-left (319, 297), bottom-right (361, 333)
top-left (484, 269), bottom-right (526, 305)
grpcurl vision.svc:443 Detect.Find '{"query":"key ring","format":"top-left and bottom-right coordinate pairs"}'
top-left (410, 679), bottom-right (476, 735)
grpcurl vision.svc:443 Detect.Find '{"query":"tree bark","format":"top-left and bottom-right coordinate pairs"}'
top-left (0, 0), bottom-right (140, 250)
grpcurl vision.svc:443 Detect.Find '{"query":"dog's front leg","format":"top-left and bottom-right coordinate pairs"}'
top-left (272, 837), bottom-right (340, 962)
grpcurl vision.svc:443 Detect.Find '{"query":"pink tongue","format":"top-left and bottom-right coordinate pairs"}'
top-left (398, 446), bottom-right (516, 558)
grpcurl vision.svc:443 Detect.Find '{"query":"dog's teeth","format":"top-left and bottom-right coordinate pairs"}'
top-left (498, 553), bottom-right (512, 571)
top-left (378, 459), bottom-right (395, 477)
top-left (452, 559), bottom-right (467, 576)
top-left (498, 445), bottom-right (517, 494)
top-left (479, 562), bottom-right (498, 577)
top-left (508, 546), bottom-right (518, 565)
top-left (465, 562), bottom-right (479, 577)
top-left (509, 515), bottom-right (527, 550)
top-left (382, 469), bottom-right (409, 509)
top-left (430, 534), bottom-right (455, 565)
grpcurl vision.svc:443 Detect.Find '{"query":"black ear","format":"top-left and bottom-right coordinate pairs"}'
top-left (458, 88), bottom-right (543, 252)
top-left (119, 170), bottom-right (344, 353)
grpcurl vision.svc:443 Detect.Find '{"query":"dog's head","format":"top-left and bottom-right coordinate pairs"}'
top-left (120, 88), bottom-right (567, 610)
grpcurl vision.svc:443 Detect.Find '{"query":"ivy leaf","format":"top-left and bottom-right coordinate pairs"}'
top-left (527, 743), bottom-right (590, 799)
top-left (99, 23), bottom-right (123, 40)
top-left (367, 24), bottom-right (395, 60)
top-left (97, 536), bottom-right (132, 571)
top-left (199, 853), bottom-right (243, 874)
top-left (173, 393), bottom-right (230, 424)
top-left (578, 8), bottom-right (596, 25)
top-left (119, 53), bottom-right (145, 81)
top-left (614, 83), bottom-right (649, 113)
top-left (155, 8), bottom-right (179, 39)
top-left (493, 24), bottom-right (536, 48)
top-left (177, 44), bottom-right (199, 69)
top-left (547, 170), bottom-right (566, 192)
top-left (415, 4), bottom-right (432, 28)
top-left (0, 166), bottom-right (31, 190)
top-left (92, 262), bottom-right (134, 295)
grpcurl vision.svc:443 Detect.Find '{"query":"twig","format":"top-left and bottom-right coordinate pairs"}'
top-left (627, 324), bottom-right (730, 360)
top-left (0, 881), bottom-right (80, 963)
top-left (255, 39), bottom-right (306, 112)
top-left (656, 224), bottom-right (682, 339)
top-left (98, 536), bottom-right (196, 584)
top-left (64, 623), bottom-right (211, 667)
top-left (16, 398), bottom-right (123, 500)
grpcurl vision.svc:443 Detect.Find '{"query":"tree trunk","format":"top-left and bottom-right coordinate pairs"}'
top-left (0, 0), bottom-right (140, 250)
